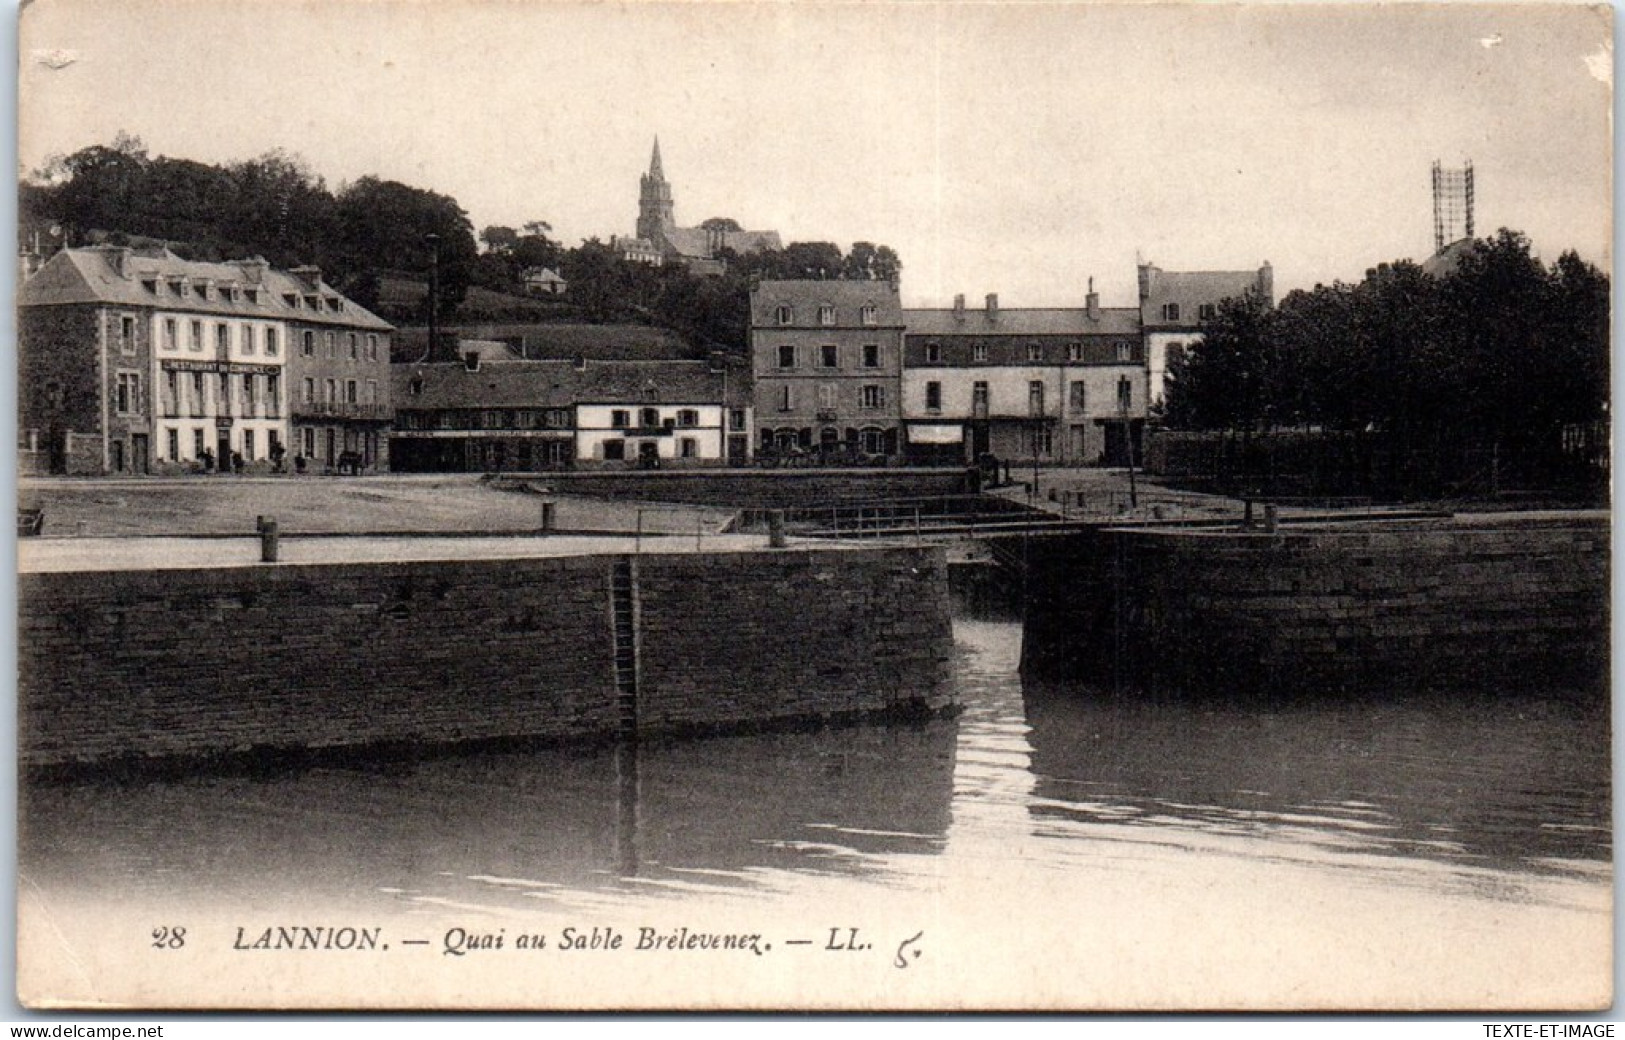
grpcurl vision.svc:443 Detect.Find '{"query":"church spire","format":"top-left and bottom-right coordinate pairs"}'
top-left (649, 137), bottom-right (664, 181)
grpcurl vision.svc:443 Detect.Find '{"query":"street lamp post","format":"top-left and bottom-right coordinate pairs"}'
top-left (424, 232), bottom-right (441, 362)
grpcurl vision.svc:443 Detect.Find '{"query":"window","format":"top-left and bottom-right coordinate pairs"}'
top-left (325, 332), bottom-right (336, 358)
top-left (265, 328), bottom-right (278, 357)
top-left (925, 381), bottom-right (942, 413)
top-left (367, 334), bottom-right (378, 361)
top-left (267, 375), bottom-right (280, 415)
top-left (349, 333), bottom-right (359, 360)
top-left (409, 377), bottom-right (424, 396)
top-left (1198, 304), bottom-right (1217, 321)
top-left (820, 344), bottom-right (839, 368)
top-left (729, 409), bottom-right (745, 432)
top-left (640, 407), bottom-right (660, 428)
top-left (219, 374), bottom-right (232, 416)
top-left (680, 437), bottom-right (698, 459)
top-left (1116, 342), bottom-right (1132, 362)
top-left (325, 378), bottom-right (337, 404)
top-left (603, 439), bottom-right (626, 461)
top-left (217, 324), bottom-right (230, 353)
top-left (677, 409), bottom-right (699, 427)
top-left (973, 344), bottom-right (988, 362)
top-left (245, 375), bottom-right (258, 417)
top-left (925, 343), bottom-right (941, 363)
top-left (246, 288), bottom-right (260, 305)
top-left (1067, 343), bottom-right (1082, 362)
top-left (303, 378), bottom-right (315, 404)
top-left (1162, 302), bottom-right (1181, 321)
top-left (861, 384), bottom-right (885, 409)
top-left (119, 315), bottom-right (136, 353)
top-left (243, 429), bottom-right (255, 461)
top-left (778, 385), bottom-right (793, 412)
top-left (1027, 343), bottom-right (1043, 362)
top-left (972, 381), bottom-right (989, 413)
top-left (1029, 380), bottom-right (1045, 417)
top-left (611, 409), bottom-right (631, 428)
top-left (346, 380), bottom-right (358, 405)
top-left (818, 305), bottom-right (836, 326)
top-left (1117, 377), bottom-right (1133, 411)
top-left (777, 344), bottom-right (796, 369)
top-left (163, 370), bottom-right (179, 417)
top-left (817, 383), bottom-right (837, 410)
top-left (859, 427), bottom-right (886, 454)
top-left (163, 318), bottom-right (177, 350)
top-left (1030, 427), bottom-right (1052, 455)
top-left (366, 380), bottom-right (378, 405)
top-left (302, 331), bottom-right (315, 357)
top-left (544, 408), bottom-right (570, 428)
top-left (775, 304), bottom-right (793, 325)
top-left (115, 372), bottom-right (141, 414)
top-left (1070, 380), bottom-right (1086, 412)
top-left (190, 320), bottom-right (204, 352)
top-left (302, 428), bottom-right (315, 458)
top-left (243, 324), bottom-right (256, 355)
top-left (191, 372), bottom-right (205, 416)
top-left (860, 303), bottom-right (878, 326)
top-left (193, 429), bottom-right (205, 459)
top-left (862, 344), bottom-right (880, 368)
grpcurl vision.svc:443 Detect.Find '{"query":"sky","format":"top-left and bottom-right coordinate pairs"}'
top-left (16, 0), bottom-right (1614, 309)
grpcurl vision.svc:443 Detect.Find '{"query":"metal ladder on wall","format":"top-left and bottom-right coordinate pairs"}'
top-left (609, 558), bottom-right (639, 738)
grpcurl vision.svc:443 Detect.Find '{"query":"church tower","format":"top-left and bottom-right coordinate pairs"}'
top-left (636, 137), bottom-right (676, 243)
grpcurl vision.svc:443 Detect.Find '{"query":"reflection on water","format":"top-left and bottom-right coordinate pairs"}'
top-left (20, 621), bottom-right (1610, 919)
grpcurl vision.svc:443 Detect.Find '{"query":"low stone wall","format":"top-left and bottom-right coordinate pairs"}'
top-left (19, 545), bottom-right (956, 773)
top-left (525, 469), bottom-right (971, 509)
top-left (1021, 516), bottom-right (1609, 696)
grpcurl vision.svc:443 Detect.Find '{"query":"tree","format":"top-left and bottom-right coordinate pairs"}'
top-left (332, 176), bottom-right (478, 318)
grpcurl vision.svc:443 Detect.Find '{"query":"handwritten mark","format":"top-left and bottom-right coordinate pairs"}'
top-left (33, 49), bottom-right (79, 70)
top-left (894, 931), bottom-right (924, 969)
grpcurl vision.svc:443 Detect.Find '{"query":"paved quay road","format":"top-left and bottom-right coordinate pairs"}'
top-left (17, 532), bottom-right (860, 574)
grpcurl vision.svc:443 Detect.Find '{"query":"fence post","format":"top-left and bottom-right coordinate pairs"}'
top-left (256, 515), bottom-right (279, 563)
top-left (768, 509), bottom-right (787, 548)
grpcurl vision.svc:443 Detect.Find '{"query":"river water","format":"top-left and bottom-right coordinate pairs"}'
top-left (17, 619), bottom-right (1613, 1010)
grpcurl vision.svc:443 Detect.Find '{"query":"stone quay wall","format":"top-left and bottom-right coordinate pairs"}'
top-left (1021, 517), bottom-right (1609, 696)
top-left (20, 546), bottom-right (956, 773)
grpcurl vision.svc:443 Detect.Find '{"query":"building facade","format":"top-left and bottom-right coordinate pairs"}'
top-left (750, 279), bottom-right (906, 463)
top-left (1139, 261), bottom-right (1274, 407)
top-left (901, 289), bottom-right (1146, 467)
top-left (19, 246), bottom-right (391, 476)
top-left (612, 139), bottom-right (782, 275)
top-left (390, 356), bottom-right (750, 472)
top-left (284, 264), bottom-right (395, 472)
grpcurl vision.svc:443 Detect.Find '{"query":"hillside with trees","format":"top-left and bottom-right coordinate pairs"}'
top-left (21, 135), bottom-right (901, 354)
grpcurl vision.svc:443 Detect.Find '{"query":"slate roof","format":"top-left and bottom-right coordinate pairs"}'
top-left (393, 359), bottom-right (732, 410)
top-left (750, 280), bottom-right (905, 327)
top-left (662, 227), bottom-right (783, 260)
top-left (395, 322), bottom-right (692, 361)
top-left (1139, 265), bottom-right (1271, 327)
top-left (20, 246), bottom-right (393, 331)
top-left (903, 307), bottom-right (1141, 338)
top-left (1419, 238), bottom-right (1475, 279)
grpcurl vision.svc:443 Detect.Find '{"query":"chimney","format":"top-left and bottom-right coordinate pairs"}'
top-left (235, 256), bottom-right (270, 284)
top-left (1086, 276), bottom-right (1100, 321)
top-left (105, 245), bottom-right (134, 279)
top-left (1258, 261), bottom-right (1275, 306)
top-left (1137, 263), bottom-right (1157, 301)
top-left (290, 264), bottom-right (322, 290)
top-left (463, 350), bottom-right (480, 372)
top-left (985, 293), bottom-right (998, 318)
top-left (952, 293), bottom-right (965, 318)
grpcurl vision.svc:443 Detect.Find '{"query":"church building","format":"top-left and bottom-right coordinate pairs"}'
top-left (612, 139), bottom-right (782, 275)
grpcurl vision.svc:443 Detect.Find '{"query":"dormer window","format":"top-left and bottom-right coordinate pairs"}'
top-left (195, 283), bottom-right (210, 301)
top-left (1067, 343), bottom-right (1083, 362)
top-left (925, 343), bottom-right (941, 363)
top-left (283, 293), bottom-right (299, 308)
top-left (1116, 342), bottom-right (1132, 362)
top-left (818, 305), bottom-right (836, 326)
top-left (1161, 302), bottom-right (1180, 321)
top-left (1027, 343), bottom-right (1043, 362)
top-left (775, 304), bottom-right (793, 325)
top-left (245, 288), bottom-right (260, 305)
top-left (169, 279), bottom-right (184, 296)
top-left (860, 303), bottom-right (878, 326)
top-left (142, 279), bottom-right (159, 294)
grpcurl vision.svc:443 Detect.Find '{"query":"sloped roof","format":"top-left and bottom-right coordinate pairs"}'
top-left (396, 322), bottom-right (692, 361)
top-left (750, 279), bottom-right (904, 326)
top-left (393, 359), bottom-right (730, 410)
top-left (903, 306), bottom-right (1140, 338)
top-left (19, 246), bottom-right (393, 331)
top-left (1140, 265), bottom-right (1269, 326)
top-left (1420, 238), bottom-right (1475, 279)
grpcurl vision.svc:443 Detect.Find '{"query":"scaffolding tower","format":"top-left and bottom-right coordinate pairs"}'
top-left (1431, 160), bottom-right (1475, 253)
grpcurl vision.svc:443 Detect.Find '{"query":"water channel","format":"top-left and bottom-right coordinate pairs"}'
top-left (17, 618), bottom-right (1612, 1009)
